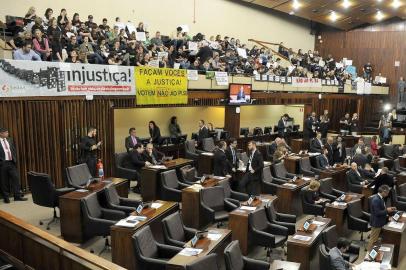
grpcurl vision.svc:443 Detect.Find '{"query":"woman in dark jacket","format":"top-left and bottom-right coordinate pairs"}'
top-left (149, 121), bottom-right (162, 145)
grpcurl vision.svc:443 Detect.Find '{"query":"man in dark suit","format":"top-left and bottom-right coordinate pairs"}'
top-left (239, 141), bottom-right (264, 196)
top-left (213, 141), bottom-right (231, 177)
top-left (310, 132), bottom-right (323, 153)
top-left (277, 114), bottom-right (289, 138)
top-left (125, 143), bottom-right (151, 193)
top-left (79, 126), bottom-right (102, 177)
top-left (317, 147), bottom-right (330, 169)
top-left (197, 120), bottom-right (209, 146)
top-left (351, 138), bottom-right (366, 156)
top-left (303, 114), bottom-right (313, 140)
top-left (367, 167), bottom-right (394, 194)
top-left (333, 136), bottom-right (346, 163)
top-left (367, 185), bottom-right (396, 251)
top-left (347, 162), bottom-right (369, 186)
top-left (125, 127), bottom-right (140, 153)
top-left (325, 136), bottom-right (334, 166)
top-left (225, 138), bottom-right (239, 171)
top-left (352, 148), bottom-right (368, 168)
top-left (0, 128), bottom-right (27, 203)
top-left (143, 143), bottom-right (164, 165)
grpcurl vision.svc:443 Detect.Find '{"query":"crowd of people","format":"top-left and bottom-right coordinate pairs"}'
top-left (6, 6), bottom-right (375, 83)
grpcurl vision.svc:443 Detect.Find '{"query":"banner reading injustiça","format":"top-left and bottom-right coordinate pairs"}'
top-left (135, 67), bottom-right (188, 105)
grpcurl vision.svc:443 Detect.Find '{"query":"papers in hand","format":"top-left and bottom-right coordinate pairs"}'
top-left (374, 169), bottom-right (382, 178)
top-left (387, 221), bottom-right (404, 229)
top-left (115, 216), bottom-right (140, 228)
top-left (151, 203), bottom-right (163, 209)
top-left (240, 206), bottom-right (257, 211)
top-left (292, 235), bottom-right (311, 241)
top-left (179, 248), bottom-right (203, 256)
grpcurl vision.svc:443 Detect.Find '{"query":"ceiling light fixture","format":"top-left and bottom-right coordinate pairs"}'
top-left (392, 0), bottom-right (402, 8)
top-left (376, 10), bottom-right (384, 21)
top-left (292, 0), bottom-right (301, 10)
top-left (330, 11), bottom-right (338, 21)
top-left (342, 0), bottom-right (351, 8)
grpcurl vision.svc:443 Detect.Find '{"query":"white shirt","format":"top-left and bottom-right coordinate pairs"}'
top-left (248, 149), bottom-right (256, 171)
top-left (1, 139), bottom-right (12, 161)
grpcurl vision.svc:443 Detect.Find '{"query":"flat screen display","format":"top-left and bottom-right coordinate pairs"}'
top-left (228, 84), bottom-right (251, 104)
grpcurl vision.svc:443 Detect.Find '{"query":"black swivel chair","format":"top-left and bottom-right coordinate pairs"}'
top-left (319, 177), bottom-right (344, 201)
top-left (224, 240), bottom-right (270, 270)
top-left (381, 144), bottom-right (395, 160)
top-left (27, 172), bottom-right (74, 230)
top-left (202, 137), bottom-right (216, 152)
top-left (200, 186), bottom-right (238, 226)
top-left (273, 162), bottom-right (296, 181)
top-left (322, 225), bottom-right (360, 263)
top-left (347, 199), bottom-right (371, 250)
top-left (66, 163), bottom-right (98, 189)
top-left (186, 254), bottom-right (219, 270)
top-left (162, 211), bottom-right (197, 248)
top-left (132, 225), bottom-right (182, 270)
top-left (248, 208), bottom-right (288, 258)
top-left (103, 184), bottom-right (141, 215)
top-left (390, 188), bottom-right (406, 211)
top-left (261, 166), bottom-right (286, 195)
top-left (180, 165), bottom-right (200, 185)
top-left (81, 192), bottom-right (126, 255)
top-left (300, 186), bottom-right (324, 216)
top-left (114, 152), bottom-right (139, 181)
top-left (398, 183), bottom-right (406, 200)
top-left (264, 201), bottom-right (296, 235)
top-left (319, 244), bottom-right (332, 270)
top-left (393, 158), bottom-right (406, 173)
top-left (185, 140), bottom-right (201, 161)
top-left (299, 157), bottom-right (322, 177)
top-left (161, 169), bottom-right (190, 202)
top-left (218, 179), bottom-right (249, 206)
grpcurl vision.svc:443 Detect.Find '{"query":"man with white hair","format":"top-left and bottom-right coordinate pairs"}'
top-left (347, 162), bottom-right (369, 187)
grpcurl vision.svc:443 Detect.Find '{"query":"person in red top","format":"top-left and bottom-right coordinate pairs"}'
top-left (370, 135), bottom-right (379, 156)
top-left (32, 29), bottom-right (51, 60)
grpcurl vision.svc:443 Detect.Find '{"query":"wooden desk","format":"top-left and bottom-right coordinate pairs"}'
top-left (399, 156), bottom-right (406, 168)
top-left (320, 166), bottom-right (349, 192)
top-left (197, 153), bottom-right (214, 175)
top-left (270, 260), bottom-right (301, 270)
top-left (166, 228), bottom-right (232, 270)
top-left (276, 178), bottom-right (311, 215)
top-left (382, 215), bottom-right (406, 267)
top-left (0, 210), bottom-right (126, 270)
top-left (287, 217), bottom-right (331, 270)
top-left (59, 178), bottom-right (128, 243)
top-left (324, 193), bottom-right (363, 235)
top-left (396, 171), bottom-right (406, 187)
top-left (291, 139), bottom-right (308, 154)
top-left (228, 195), bottom-right (277, 255)
top-left (157, 143), bottom-right (185, 159)
top-left (363, 244), bottom-right (394, 267)
top-left (182, 179), bottom-right (221, 229)
top-left (111, 201), bottom-right (179, 270)
top-left (362, 186), bottom-right (373, 212)
top-left (141, 158), bottom-right (193, 201)
top-left (284, 155), bottom-right (302, 174)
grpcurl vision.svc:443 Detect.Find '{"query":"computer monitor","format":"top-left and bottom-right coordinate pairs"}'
top-left (228, 83), bottom-right (252, 104)
top-left (140, 138), bottom-right (150, 146)
top-left (220, 131), bottom-right (229, 140)
top-left (160, 136), bottom-right (171, 146)
top-left (264, 126), bottom-right (272, 134)
top-left (253, 127), bottom-right (263, 136)
top-left (240, 127), bottom-right (249, 137)
top-left (293, 125), bottom-right (300, 132)
top-left (191, 133), bottom-right (198, 141)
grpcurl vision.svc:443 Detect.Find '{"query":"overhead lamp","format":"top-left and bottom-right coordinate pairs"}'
top-left (376, 10), bottom-right (384, 21)
top-left (384, 103), bottom-right (392, 111)
top-left (330, 11), bottom-right (338, 22)
top-left (342, 0), bottom-right (351, 8)
top-left (392, 0), bottom-right (402, 8)
top-left (292, 0), bottom-right (301, 10)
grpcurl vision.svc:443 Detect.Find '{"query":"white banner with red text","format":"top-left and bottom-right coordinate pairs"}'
top-left (291, 77), bottom-right (322, 88)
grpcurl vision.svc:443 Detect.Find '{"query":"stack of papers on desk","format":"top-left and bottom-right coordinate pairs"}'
top-left (379, 246), bottom-right (391, 252)
top-left (207, 231), bottom-right (222, 241)
top-left (353, 262), bottom-right (384, 270)
top-left (76, 189), bottom-right (88, 192)
top-left (264, 161), bottom-right (272, 166)
top-left (240, 206), bottom-right (257, 211)
top-left (213, 176), bottom-right (226, 180)
top-left (151, 203), bottom-right (163, 209)
top-left (292, 235), bottom-right (311, 241)
top-left (282, 183), bottom-right (297, 188)
top-left (308, 152), bottom-right (321, 157)
top-left (312, 220), bottom-right (325, 226)
top-left (332, 201), bottom-right (347, 207)
top-left (387, 221), bottom-right (404, 229)
top-left (149, 165), bottom-right (167, 169)
top-left (201, 152), bottom-right (214, 156)
top-left (302, 177), bottom-right (311, 181)
top-left (179, 248), bottom-right (203, 256)
top-left (115, 216), bottom-right (140, 228)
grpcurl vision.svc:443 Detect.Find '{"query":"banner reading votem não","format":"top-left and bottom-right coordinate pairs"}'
top-left (135, 67), bottom-right (188, 105)
top-left (0, 59), bottom-right (135, 97)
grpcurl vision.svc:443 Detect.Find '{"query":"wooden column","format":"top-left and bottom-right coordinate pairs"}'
top-left (224, 106), bottom-right (241, 139)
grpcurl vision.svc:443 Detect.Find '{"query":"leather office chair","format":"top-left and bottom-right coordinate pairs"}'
top-left (398, 183), bottom-right (406, 200)
top-left (186, 254), bottom-right (219, 270)
top-left (264, 201), bottom-right (296, 235)
top-left (202, 137), bottom-right (216, 152)
top-left (248, 208), bottom-right (288, 258)
top-left (322, 225), bottom-right (360, 263)
top-left (319, 177), bottom-right (344, 201)
top-left (224, 240), bottom-right (270, 270)
top-left (381, 144), bottom-right (395, 159)
top-left (200, 186), bottom-right (238, 226)
top-left (390, 188), bottom-right (406, 211)
top-left (273, 162), bottom-right (295, 181)
top-left (218, 179), bottom-right (249, 206)
top-left (81, 192), bottom-right (126, 255)
top-left (66, 163), bottom-right (97, 189)
top-left (261, 166), bottom-right (286, 195)
top-left (300, 186), bottom-right (324, 216)
top-left (114, 152), bottom-right (139, 181)
top-left (161, 169), bottom-right (190, 202)
top-left (180, 165), bottom-right (200, 185)
top-left (103, 184), bottom-right (141, 215)
top-left (393, 159), bottom-right (406, 173)
top-left (346, 171), bottom-right (363, 194)
top-left (132, 225), bottom-right (182, 270)
top-left (299, 157), bottom-right (322, 177)
top-left (162, 211), bottom-right (197, 248)
top-left (347, 199), bottom-right (371, 250)
top-left (319, 244), bottom-right (332, 270)
top-left (185, 140), bottom-right (200, 161)
top-left (27, 172), bottom-right (74, 230)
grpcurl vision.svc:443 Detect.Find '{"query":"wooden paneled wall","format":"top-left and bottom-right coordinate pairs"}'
top-left (0, 92), bottom-right (385, 189)
top-left (315, 19), bottom-right (406, 101)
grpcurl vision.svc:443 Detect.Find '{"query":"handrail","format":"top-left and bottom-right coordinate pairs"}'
top-left (248, 38), bottom-right (290, 61)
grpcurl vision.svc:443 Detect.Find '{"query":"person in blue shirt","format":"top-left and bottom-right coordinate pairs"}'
top-left (13, 41), bottom-right (41, 61)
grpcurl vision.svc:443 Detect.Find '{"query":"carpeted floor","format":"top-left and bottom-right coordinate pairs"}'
top-left (0, 192), bottom-right (404, 270)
